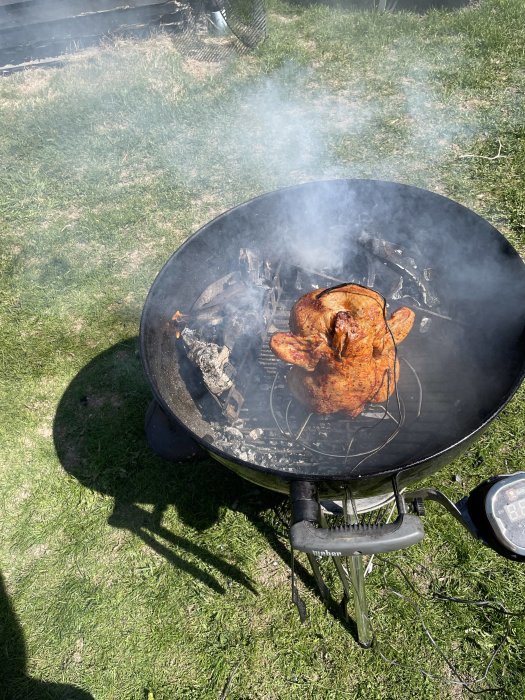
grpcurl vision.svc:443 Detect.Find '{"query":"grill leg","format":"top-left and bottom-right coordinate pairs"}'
top-left (319, 511), bottom-right (373, 647)
top-left (347, 554), bottom-right (373, 648)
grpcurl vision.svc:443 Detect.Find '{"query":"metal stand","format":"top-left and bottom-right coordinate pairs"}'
top-left (347, 555), bottom-right (373, 647)
top-left (319, 510), bottom-right (373, 647)
top-left (306, 553), bottom-right (332, 605)
top-left (329, 552), bottom-right (373, 647)
top-left (290, 479), bottom-right (425, 646)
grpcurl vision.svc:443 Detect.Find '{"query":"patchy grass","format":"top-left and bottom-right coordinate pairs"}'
top-left (1, 1), bottom-right (525, 698)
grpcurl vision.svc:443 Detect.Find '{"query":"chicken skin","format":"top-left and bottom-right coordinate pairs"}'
top-left (269, 284), bottom-right (415, 417)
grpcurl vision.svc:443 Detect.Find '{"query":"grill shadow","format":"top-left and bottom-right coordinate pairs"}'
top-left (53, 338), bottom-right (343, 616)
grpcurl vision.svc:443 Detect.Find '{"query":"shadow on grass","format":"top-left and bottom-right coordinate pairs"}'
top-left (52, 338), bottom-right (321, 597)
top-left (53, 337), bottom-right (257, 594)
top-left (0, 573), bottom-right (94, 700)
top-left (53, 338), bottom-right (359, 638)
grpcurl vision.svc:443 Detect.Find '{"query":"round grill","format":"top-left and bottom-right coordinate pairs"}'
top-left (140, 180), bottom-right (525, 492)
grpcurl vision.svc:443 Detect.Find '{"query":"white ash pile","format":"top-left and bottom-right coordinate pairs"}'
top-left (209, 422), bottom-right (300, 471)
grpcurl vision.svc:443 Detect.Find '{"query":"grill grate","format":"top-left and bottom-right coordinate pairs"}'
top-left (196, 254), bottom-right (461, 477)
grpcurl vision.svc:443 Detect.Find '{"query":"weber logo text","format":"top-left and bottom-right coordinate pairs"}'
top-left (312, 549), bottom-right (342, 558)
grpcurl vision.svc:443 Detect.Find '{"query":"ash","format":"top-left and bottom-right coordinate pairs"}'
top-left (211, 424), bottom-right (259, 463)
top-left (209, 421), bottom-right (297, 470)
top-left (181, 328), bottom-right (234, 395)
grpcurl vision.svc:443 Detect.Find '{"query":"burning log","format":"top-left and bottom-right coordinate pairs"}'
top-left (359, 232), bottom-right (439, 308)
top-left (180, 328), bottom-right (234, 395)
top-left (168, 248), bottom-right (280, 408)
top-left (169, 250), bottom-right (274, 344)
top-left (169, 305), bottom-right (227, 337)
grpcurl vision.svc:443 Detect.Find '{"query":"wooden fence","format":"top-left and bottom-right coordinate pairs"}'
top-left (0, 0), bottom-right (189, 71)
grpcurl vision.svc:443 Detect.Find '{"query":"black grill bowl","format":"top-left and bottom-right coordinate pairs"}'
top-left (140, 180), bottom-right (525, 498)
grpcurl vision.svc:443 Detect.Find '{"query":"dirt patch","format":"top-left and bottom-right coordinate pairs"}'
top-left (255, 552), bottom-right (289, 588)
top-left (13, 485), bottom-right (31, 505)
top-left (65, 206), bottom-right (83, 222)
top-left (70, 318), bottom-right (84, 333)
top-left (62, 638), bottom-right (84, 669)
top-left (461, 98), bottom-right (490, 111)
top-left (184, 58), bottom-right (223, 80)
top-left (442, 653), bottom-right (465, 699)
top-left (37, 423), bottom-right (53, 439)
top-left (26, 543), bottom-right (50, 560)
top-left (72, 638), bottom-right (84, 664)
top-left (108, 528), bottom-right (131, 554)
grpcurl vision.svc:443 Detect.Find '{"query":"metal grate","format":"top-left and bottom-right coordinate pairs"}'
top-left (193, 253), bottom-right (462, 478)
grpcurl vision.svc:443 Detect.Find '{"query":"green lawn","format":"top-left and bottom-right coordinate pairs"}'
top-left (1, 0), bottom-right (525, 698)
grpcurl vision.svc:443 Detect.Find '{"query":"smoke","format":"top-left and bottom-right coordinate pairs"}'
top-left (3, 26), bottom-right (492, 208)
top-left (145, 53), bottom-right (525, 471)
top-left (158, 63), bottom-right (344, 189)
top-left (3, 24), bottom-right (518, 294)
top-left (158, 56), bottom-right (479, 192)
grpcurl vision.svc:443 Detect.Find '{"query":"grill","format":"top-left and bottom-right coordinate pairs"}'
top-left (144, 180), bottom-right (525, 493)
top-left (140, 179), bottom-right (525, 647)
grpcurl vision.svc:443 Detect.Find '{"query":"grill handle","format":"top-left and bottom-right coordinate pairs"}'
top-left (289, 481), bottom-right (424, 557)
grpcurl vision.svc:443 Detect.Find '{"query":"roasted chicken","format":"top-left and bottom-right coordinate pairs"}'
top-left (269, 283), bottom-right (415, 417)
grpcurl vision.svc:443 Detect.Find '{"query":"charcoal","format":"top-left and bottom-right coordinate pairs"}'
top-left (359, 233), bottom-right (440, 308)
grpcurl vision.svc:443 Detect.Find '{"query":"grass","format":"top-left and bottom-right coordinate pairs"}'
top-left (1, 0), bottom-right (525, 697)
